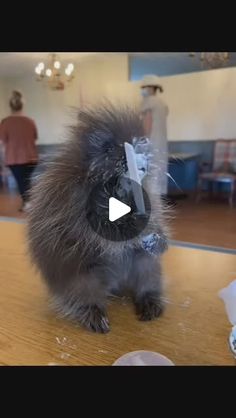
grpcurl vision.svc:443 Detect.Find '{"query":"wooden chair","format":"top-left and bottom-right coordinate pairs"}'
top-left (196, 140), bottom-right (236, 207)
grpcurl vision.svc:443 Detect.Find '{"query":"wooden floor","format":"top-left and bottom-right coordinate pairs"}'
top-left (0, 221), bottom-right (235, 365)
top-left (171, 196), bottom-right (236, 249)
top-left (0, 189), bottom-right (25, 220)
top-left (1, 188), bottom-right (236, 249)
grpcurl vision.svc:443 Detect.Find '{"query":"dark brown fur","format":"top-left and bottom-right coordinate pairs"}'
top-left (27, 104), bottom-right (169, 333)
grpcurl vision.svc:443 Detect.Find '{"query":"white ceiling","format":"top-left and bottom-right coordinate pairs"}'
top-left (1, 52), bottom-right (235, 78)
top-left (129, 53), bottom-right (236, 78)
top-left (0, 53), bottom-right (101, 77)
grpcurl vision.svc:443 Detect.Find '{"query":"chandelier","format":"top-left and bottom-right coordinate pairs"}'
top-left (189, 52), bottom-right (230, 69)
top-left (35, 53), bottom-right (75, 90)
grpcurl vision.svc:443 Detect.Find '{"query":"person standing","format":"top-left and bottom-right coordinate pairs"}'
top-left (0, 90), bottom-right (38, 211)
top-left (140, 74), bottom-right (169, 196)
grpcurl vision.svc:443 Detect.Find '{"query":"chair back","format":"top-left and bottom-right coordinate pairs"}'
top-left (213, 140), bottom-right (236, 173)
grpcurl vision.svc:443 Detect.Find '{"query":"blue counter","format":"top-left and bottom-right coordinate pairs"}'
top-left (168, 153), bottom-right (200, 195)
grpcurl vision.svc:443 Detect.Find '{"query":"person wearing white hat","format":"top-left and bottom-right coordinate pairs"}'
top-left (140, 74), bottom-right (169, 196)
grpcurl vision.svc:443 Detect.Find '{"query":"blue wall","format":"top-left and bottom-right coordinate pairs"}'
top-left (37, 140), bottom-right (215, 165)
top-left (3, 141), bottom-right (228, 195)
top-left (36, 141), bottom-right (216, 194)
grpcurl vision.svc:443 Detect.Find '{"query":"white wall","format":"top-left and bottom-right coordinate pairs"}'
top-left (162, 67), bottom-right (236, 141)
top-left (0, 54), bottom-right (139, 145)
top-left (74, 53), bottom-right (140, 109)
top-left (0, 79), bottom-right (8, 117)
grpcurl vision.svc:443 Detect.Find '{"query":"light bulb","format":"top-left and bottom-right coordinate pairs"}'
top-left (65, 67), bottom-right (71, 76)
top-left (46, 68), bottom-right (52, 77)
top-left (38, 62), bottom-right (45, 71)
top-left (67, 63), bottom-right (74, 72)
top-left (35, 66), bottom-right (41, 75)
top-left (54, 61), bottom-right (61, 69)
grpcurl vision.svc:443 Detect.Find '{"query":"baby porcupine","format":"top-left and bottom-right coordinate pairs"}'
top-left (27, 104), bottom-right (169, 333)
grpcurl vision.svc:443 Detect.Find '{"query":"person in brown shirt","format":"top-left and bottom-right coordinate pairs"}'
top-left (0, 90), bottom-right (38, 211)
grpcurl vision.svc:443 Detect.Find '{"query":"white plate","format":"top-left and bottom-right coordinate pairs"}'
top-left (113, 350), bottom-right (174, 366)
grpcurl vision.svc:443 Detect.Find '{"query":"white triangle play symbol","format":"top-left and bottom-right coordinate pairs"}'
top-left (109, 197), bottom-right (131, 222)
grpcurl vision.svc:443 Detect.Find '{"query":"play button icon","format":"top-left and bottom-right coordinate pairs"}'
top-left (109, 197), bottom-right (131, 222)
top-left (86, 176), bottom-right (151, 242)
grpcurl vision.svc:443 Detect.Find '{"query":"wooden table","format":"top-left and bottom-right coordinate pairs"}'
top-left (0, 221), bottom-right (235, 366)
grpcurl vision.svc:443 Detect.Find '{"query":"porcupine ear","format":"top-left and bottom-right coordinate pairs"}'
top-left (86, 129), bottom-right (114, 157)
